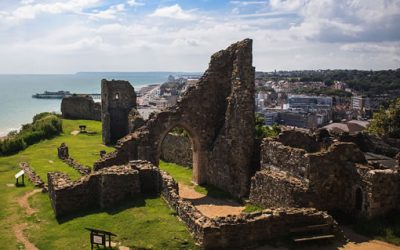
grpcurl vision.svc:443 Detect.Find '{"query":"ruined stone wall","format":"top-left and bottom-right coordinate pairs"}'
top-left (364, 169), bottom-right (400, 217)
top-left (306, 142), bottom-right (368, 213)
top-left (254, 133), bottom-right (400, 217)
top-left (249, 170), bottom-right (312, 208)
top-left (48, 166), bottom-right (141, 217)
top-left (261, 139), bottom-right (309, 178)
top-left (95, 39), bottom-right (255, 198)
top-left (61, 95), bottom-right (101, 121)
top-left (160, 169), bottom-right (339, 249)
top-left (160, 134), bottom-right (192, 167)
top-left (278, 129), bottom-right (322, 152)
top-left (101, 80), bottom-right (137, 145)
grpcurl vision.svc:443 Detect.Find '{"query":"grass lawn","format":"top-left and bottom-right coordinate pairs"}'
top-left (159, 161), bottom-right (239, 202)
top-left (0, 119), bottom-right (197, 250)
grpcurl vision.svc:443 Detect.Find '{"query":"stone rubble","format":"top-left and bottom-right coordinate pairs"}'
top-left (19, 162), bottom-right (46, 191)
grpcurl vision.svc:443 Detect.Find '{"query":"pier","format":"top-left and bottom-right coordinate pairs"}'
top-left (32, 91), bottom-right (101, 100)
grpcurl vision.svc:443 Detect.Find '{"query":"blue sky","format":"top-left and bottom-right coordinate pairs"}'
top-left (0, 0), bottom-right (399, 73)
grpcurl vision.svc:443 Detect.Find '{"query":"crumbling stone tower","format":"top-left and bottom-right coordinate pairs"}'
top-left (96, 39), bottom-right (255, 198)
top-left (101, 80), bottom-right (137, 145)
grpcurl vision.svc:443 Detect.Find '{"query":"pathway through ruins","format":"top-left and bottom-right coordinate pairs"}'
top-left (178, 183), bottom-right (245, 218)
top-left (13, 189), bottom-right (42, 250)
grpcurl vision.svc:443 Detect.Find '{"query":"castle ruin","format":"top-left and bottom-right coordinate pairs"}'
top-left (48, 39), bottom-right (400, 249)
top-left (101, 80), bottom-right (137, 145)
top-left (95, 39), bottom-right (255, 198)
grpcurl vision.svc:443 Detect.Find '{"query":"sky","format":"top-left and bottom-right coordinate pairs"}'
top-left (0, 0), bottom-right (399, 73)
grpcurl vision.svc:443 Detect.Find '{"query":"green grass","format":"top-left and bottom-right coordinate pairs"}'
top-left (0, 119), bottom-right (198, 250)
top-left (159, 160), bottom-right (237, 201)
top-left (242, 204), bottom-right (264, 213)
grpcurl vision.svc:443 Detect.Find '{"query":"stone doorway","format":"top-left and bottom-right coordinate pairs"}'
top-left (355, 187), bottom-right (363, 211)
top-left (157, 125), bottom-right (205, 185)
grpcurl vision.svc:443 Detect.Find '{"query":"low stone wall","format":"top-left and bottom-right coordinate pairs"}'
top-left (48, 165), bottom-right (141, 217)
top-left (57, 143), bottom-right (91, 175)
top-left (61, 157), bottom-right (91, 175)
top-left (261, 139), bottom-right (309, 178)
top-left (159, 169), bottom-right (339, 249)
top-left (160, 134), bottom-right (192, 167)
top-left (19, 162), bottom-right (45, 188)
top-left (249, 170), bottom-right (312, 208)
top-left (61, 95), bottom-right (101, 121)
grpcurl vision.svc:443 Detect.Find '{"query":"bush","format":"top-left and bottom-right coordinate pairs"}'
top-left (255, 114), bottom-right (281, 139)
top-left (0, 113), bottom-right (62, 156)
top-left (0, 138), bottom-right (27, 155)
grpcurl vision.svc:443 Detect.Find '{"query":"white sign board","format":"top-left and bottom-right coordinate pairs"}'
top-left (93, 235), bottom-right (104, 244)
top-left (15, 170), bottom-right (25, 179)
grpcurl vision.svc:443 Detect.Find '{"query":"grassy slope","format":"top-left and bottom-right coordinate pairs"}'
top-left (0, 119), bottom-right (197, 250)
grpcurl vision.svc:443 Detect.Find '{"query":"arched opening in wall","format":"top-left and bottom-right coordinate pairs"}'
top-left (158, 125), bottom-right (204, 185)
top-left (355, 187), bottom-right (363, 211)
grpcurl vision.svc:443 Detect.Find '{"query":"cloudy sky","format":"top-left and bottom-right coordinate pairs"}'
top-left (0, 0), bottom-right (399, 73)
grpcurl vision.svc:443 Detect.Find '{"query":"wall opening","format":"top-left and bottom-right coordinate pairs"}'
top-left (157, 125), bottom-right (205, 185)
top-left (355, 187), bottom-right (363, 211)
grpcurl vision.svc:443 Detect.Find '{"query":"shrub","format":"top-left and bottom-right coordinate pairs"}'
top-left (0, 113), bottom-right (62, 156)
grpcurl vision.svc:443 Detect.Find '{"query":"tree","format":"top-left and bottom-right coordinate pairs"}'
top-left (367, 98), bottom-right (400, 138)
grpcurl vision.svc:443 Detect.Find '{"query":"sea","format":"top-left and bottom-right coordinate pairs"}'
top-left (0, 72), bottom-right (192, 136)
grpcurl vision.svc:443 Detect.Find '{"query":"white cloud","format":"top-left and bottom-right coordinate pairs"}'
top-left (230, 1), bottom-right (266, 6)
top-left (21, 0), bottom-right (35, 5)
top-left (149, 4), bottom-right (194, 20)
top-left (2, 0), bottom-right (100, 23)
top-left (0, 0), bottom-right (399, 73)
top-left (127, 0), bottom-right (144, 7)
top-left (88, 4), bottom-right (125, 20)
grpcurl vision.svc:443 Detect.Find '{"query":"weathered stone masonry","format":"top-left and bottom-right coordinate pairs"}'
top-left (61, 94), bottom-right (101, 121)
top-left (101, 79), bottom-right (137, 145)
top-left (250, 129), bottom-right (400, 218)
top-left (95, 39), bottom-right (255, 198)
top-left (47, 161), bottom-right (160, 217)
top-left (160, 133), bottom-right (192, 167)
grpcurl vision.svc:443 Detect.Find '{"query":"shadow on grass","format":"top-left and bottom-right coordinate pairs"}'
top-left (194, 184), bottom-right (242, 202)
top-left (56, 195), bottom-right (156, 224)
top-left (352, 210), bottom-right (400, 246)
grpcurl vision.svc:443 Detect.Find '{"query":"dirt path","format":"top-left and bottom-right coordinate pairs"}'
top-left (14, 189), bottom-right (41, 250)
top-left (178, 184), bottom-right (244, 218)
top-left (18, 189), bottom-right (41, 216)
top-left (13, 223), bottom-right (39, 250)
top-left (338, 226), bottom-right (400, 250)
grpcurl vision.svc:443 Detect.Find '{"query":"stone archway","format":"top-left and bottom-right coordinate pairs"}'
top-left (157, 123), bottom-right (206, 185)
top-left (95, 39), bottom-right (255, 198)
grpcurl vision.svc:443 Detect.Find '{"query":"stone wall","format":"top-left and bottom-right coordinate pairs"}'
top-left (364, 169), bottom-right (400, 217)
top-left (252, 129), bottom-right (400, 218)
top-left (159, 169), bottom-right (339, 249)
top-left (278, 129), bottom-right (322, 152)
top-left (102, 80), bottom-right (137, 145)
top-left (61, 95), bottom-right (101, 121)
top-left (249, 170), bottom-right (312, 208)
top-left (261, 139), bottom-right (309, 178)
top-left (57, 143), bottom-right (91, 175)
top-left (160, 134), bottom-right (192, 167)
top-left (48, 165), bottom-right (141, 217)
top-left (19, 162), bottom-right (45, 188)
top-left (95, 39), bottom-right (255, 199)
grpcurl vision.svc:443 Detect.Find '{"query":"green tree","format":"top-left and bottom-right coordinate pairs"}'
top-left (255, 114), bottom-right (281, 139)
top-left (367, 98), bottom-right (400, 138)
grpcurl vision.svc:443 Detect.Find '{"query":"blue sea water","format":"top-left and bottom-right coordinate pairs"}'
top-left (0, 72), bottom-right (184, 136)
